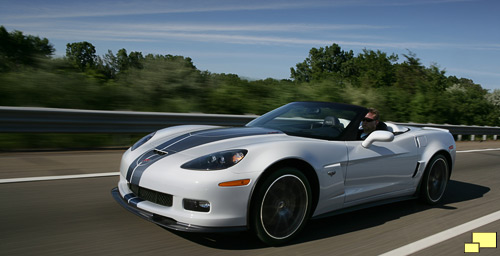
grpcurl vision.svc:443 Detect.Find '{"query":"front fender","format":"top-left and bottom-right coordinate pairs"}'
top-left (236, 138), bottom-right (348, 218)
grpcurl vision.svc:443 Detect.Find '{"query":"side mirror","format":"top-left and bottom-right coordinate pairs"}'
top-left (362, 130), bottom-right (394, 148)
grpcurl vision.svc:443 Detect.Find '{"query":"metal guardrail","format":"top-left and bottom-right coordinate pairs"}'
top-left (0, 106), bottom-right (257, 133)
top-left (1, 106), bottom-right (499, 140)
top-left (395, 122), bottom-right (500, 140)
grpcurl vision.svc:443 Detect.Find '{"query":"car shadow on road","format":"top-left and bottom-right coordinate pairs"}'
top-left (168, 180), bottom-right (489, 249)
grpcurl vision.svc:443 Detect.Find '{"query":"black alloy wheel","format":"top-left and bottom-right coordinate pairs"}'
top-left (251, 167), bottom-right (312, 246)
top-left (420, 154), bottom-right (449, 204)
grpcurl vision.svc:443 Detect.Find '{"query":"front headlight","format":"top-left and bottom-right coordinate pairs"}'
top-left (131, 132), bottom-right (156, 151)
top-left (181, 149), bottom-right (248, 171)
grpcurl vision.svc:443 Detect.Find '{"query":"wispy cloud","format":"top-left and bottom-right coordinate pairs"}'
top-left (2, 0), bottom-right (476, 19)
top-left (2, 1), bottom-right (495, 51)
top-left (2, 0), bottom-right (335, 19)
top-left (6, 19), bottom-right (499, 51)
top-left (3, 20), bottom-right (390, 33)
top-left (3, 19), bottom-right (392, 41)
top-left (122, 23), bottom-right (391, 32)
top-left (447, 68), bottom-right (500, 78)
top-left (359, 0), bottom-right (478, 6)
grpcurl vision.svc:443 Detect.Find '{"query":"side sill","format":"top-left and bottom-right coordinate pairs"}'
top-left (311, 195), bottom-right (417, 220)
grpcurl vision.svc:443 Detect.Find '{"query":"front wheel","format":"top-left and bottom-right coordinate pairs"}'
top-left (420, 154), bottom-right (449, 204)
top-left (251, 167), bottom-right (312, 246)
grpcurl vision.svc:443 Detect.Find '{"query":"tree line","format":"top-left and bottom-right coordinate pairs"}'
top-left (1, 26), bottom-right (500, 127)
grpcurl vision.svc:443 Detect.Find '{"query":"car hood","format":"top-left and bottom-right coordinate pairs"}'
top-left (126, 127), bottom-right (284, 185)
top-left (156, 126), bottom-right (283, 153)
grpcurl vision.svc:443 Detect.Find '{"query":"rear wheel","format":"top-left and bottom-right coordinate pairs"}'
top-left (420, 154), bottom-right (449, 204)
top-left (251, 167), bottom-right (312, 246)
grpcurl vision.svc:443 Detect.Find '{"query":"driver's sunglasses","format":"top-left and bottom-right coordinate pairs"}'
top-left (363, 118), bottom-right (376, 122)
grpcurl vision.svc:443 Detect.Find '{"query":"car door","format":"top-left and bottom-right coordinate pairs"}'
top-left (343, 134), bottom-right (418, 206)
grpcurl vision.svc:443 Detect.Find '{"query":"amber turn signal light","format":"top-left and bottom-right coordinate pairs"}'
top-left (218, 179), bottom-right (251, 187)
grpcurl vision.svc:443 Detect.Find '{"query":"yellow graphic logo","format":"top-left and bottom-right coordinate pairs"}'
top-left (465, 232), bottom-right (497, 253)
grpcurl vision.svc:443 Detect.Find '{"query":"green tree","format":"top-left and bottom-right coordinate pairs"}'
top-left (204, 74), bottom-right (250, 114)
top-left (97, 49), bottom-right (144, 79)
top-left (486, 89), bottom-right (500, 107)
top-left (290, 43), bottom-right (353, 82)
top-left (66, 41), bottom-right (97, 71)
top-left (98, 50), bottom-right (119, 79)
top-left (485, 89), bottom-right (500, 126)
top-left (245, 78), bottom-right (295, 114)
top-left (343, 49), bottom-right (398, 88)
top-left (445, 78), bottom-right (492, 125)
top-left (0, 26), bottom-right (54, 71)
top-left (117, 54), bottom-right (205, 112)
top-left (393, 51), bottom-right (426, 94)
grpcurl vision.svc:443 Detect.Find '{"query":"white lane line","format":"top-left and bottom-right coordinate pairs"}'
top-left (457, 148), bottom-right (500, 153)
top-left (379, 146), bottom-right (500, 255)
top-left (380, 210), bottom-right (500, 256)
top-left (0, 172), bottom-right (119, 184)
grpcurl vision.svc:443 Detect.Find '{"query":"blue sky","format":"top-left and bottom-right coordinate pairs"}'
top-left (1, 0), bottom-right (499, 90)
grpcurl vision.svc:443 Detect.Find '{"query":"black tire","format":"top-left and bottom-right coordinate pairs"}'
top-left (420, 154), bottom-right (449, 205)
top-left (251, 167), bottom-right (312, 246)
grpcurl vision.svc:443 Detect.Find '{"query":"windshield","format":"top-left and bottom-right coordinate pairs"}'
top-left (246, 102), bottom-right (366, 140)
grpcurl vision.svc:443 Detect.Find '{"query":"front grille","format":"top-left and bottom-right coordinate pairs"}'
top-left (128, 183), bottom-right (173, 207)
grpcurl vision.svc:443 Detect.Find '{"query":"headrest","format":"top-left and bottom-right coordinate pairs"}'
top-left (323, 116), bottom-right (339, 126)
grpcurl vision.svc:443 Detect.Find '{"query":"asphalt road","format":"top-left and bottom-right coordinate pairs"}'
top-left (1, 141), bottom-right (499, 256)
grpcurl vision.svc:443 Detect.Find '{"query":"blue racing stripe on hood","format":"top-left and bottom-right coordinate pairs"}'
top-left (126, 127), bottom-right (282, 185)
top-left (126, 133), bottom-right (190, 182)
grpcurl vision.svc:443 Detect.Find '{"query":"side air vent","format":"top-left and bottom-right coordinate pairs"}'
top-left (412, 162), bottom-right (421, 178)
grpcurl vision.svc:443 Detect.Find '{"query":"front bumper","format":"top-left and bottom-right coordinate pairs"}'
top-left (111, 187), bottom-right (247, 233)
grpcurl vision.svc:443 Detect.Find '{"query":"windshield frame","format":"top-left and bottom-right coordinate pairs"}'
top-left (246, 101), bottom-right (367, 141)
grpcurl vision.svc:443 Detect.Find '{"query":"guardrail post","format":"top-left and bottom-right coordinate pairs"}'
top-left (457, 135), bottom-right (462, 141)
top-left (470, 135), bottom-right (475, 141)
top-left (494, 135), bottom-right (498, 141)
top-left (482, 135), bottom-right (487, 141)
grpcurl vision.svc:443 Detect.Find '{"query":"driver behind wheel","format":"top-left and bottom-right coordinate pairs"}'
top-left (359, 108), bottom-right (387, 140)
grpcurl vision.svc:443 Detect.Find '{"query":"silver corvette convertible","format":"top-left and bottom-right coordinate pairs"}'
top-left (112, 101), bottom-right (456, 245)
